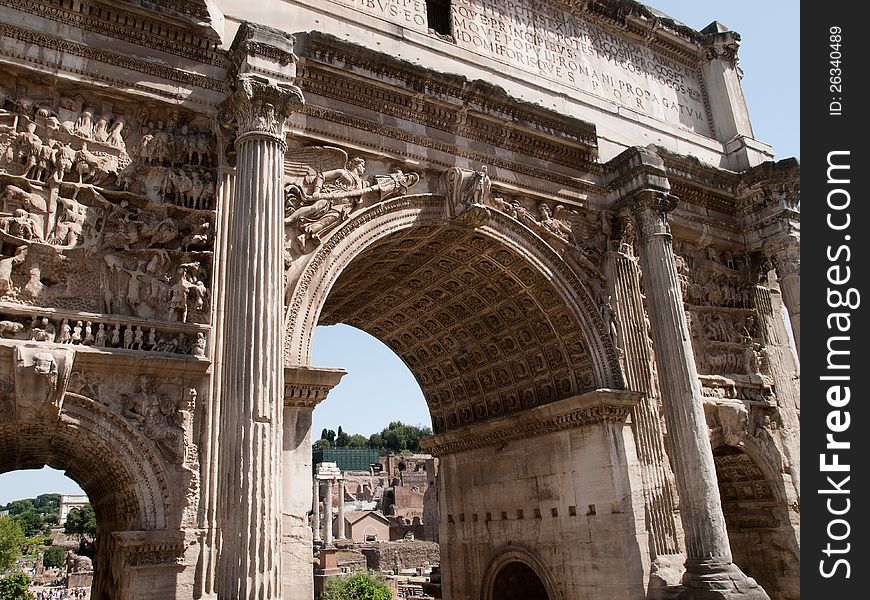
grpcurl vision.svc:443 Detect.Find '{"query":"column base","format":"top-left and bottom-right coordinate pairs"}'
top-left (678, 561), bottom-right (770, 599)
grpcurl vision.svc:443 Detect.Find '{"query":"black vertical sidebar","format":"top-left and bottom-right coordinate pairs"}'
top-left (802, 3), bottom-right (866, 598)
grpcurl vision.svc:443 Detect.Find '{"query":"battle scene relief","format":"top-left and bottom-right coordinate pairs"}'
top-left (0, 73), bottom-right (215, 357)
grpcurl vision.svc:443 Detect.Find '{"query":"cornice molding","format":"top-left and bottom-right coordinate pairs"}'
top-left (0, 0), bottom-right (225, 65)
top-left (283, 364), bottom-right (347, 408)
top-left (421, 388), bottom-right (640, 456)
top-left (0, 22), bottom-right (229, 98)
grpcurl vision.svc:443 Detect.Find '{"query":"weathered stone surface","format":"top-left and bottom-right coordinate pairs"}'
top-left (0, 1), bottom-right (798, 599)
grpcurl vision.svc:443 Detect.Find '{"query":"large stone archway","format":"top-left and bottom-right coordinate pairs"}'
top-left (281, 194), bottom-right (649, 599)
top-left (481, 545), bottom-right (560, 600)
top-left (712, 444), bottom-right (800, 600)
top-left (0, 347), bottom-right (199, 599)
top-left (0, 2), bottom-right (800, 598)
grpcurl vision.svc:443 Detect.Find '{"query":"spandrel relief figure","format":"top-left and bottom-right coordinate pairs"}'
top-left (284, 146), bottom-right (419, 254)
top-left (123, 374), bottom-right (185, 463)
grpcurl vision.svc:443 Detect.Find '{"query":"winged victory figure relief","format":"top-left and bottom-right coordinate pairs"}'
top-left (284, 146), bottom-right (419, 253)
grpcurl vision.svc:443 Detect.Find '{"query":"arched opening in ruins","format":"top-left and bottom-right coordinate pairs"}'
top-left (0, 386), bottom-right (177, 599)
top-left (490, 561), bottom-right (550, 600)
top-left (713, 444), bottom-right (800, 600)
top-left (287, 196), bottom-right (639, 598)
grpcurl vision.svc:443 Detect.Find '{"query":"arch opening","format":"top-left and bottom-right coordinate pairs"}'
top-left (0, 393), bottom-right (174, 598)
top-left (713, 445), bottom-right (799, 600)
top-left (315, 221), bottom-right (606, 434)
top-left (491, 561), bottom-right (550, 600)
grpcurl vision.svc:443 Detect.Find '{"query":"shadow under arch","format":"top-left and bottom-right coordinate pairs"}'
top-left (285, 194), bottom-right (623, 433)
top-left (711, 441), bottom-right (800, 600)
top-left (0, 391), bottom-right (173, 597)
top-left (481, 545), bottom-right (561, 600)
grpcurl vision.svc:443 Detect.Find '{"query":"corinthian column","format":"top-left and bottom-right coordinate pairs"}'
top-left (217, 26), bottom-right (304, 599)
top-left (768, 237), bottom-right (800, 360)
top-left (620, 191), bottom-right (769, 599)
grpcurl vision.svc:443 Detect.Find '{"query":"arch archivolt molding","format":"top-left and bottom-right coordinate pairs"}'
top-left (283, 193), bottom-right (622, 391)
top-left (60, 392), bottom-right (172, 530)
top-left (480, 544), bottom-right (563, 600)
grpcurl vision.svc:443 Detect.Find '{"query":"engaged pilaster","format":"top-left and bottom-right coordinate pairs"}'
top-left (603, 216), bottom-right (682, 573)
top-left (283, 365), bottom-right (345, 600)
top-left (217, 22), bottom-right (304, 600)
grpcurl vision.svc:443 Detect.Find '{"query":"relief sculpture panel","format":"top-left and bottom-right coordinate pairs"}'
top-left (0, 74), bottom-right (216, 356)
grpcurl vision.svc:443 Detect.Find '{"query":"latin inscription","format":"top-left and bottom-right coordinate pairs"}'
top-left (450, 0), bottom-right (711, 134)
top-left (340, 0), bottom-right (430, 32)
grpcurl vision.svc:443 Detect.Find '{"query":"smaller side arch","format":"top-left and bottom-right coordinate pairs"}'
top-left (481, 545), bottom-right (562, 600)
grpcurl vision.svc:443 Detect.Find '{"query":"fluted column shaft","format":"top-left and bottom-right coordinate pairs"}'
top-left (312, 479), bottom-right (322, 543)
top-left (625, 192), bottom-right (768, 598)
top-left (217, 76), bottom-right (303, 600)
top-left (772, 250), bottom-right (800, 360)
top-left (337, 479), bottom-right (346, 540)
top-left (604, 246), bottom-right (681, 559)
top-left (631, 197), bottom-right (730, 563)
top-left (324, 481), bottom-right (334, 546)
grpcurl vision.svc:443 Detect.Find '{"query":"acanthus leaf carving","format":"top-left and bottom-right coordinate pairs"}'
top-left (222, 75), bottom-right (304, 142)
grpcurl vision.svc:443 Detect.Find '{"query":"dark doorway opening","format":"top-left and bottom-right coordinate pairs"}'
top-left (492, 561), bottom-right (550, 600)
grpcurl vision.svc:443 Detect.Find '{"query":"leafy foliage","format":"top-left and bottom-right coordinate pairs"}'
top-left (42, 546), bottom-right (66, 569)
top-left (63, 505), bottom-right (96, 540)
top-left (0, 517), bottom-right (24, 571)
top-left (316, 421), bottom-right (432, 454)
top-left (323, 571), bottom-right (391, 600)
top-left (313, 438), bottom-right (333, 451)
top-left (3, 501), bottom-right (33, 517)
top-left (11, 512), bottom-right (45, 538)
top-left (0, 572), bottom-right (33, 600)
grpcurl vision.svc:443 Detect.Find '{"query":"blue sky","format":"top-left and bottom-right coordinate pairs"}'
top-left (0, 1), bottom-right (799, 506)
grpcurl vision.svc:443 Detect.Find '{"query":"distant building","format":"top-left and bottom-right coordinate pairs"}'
top-left (58, 494), bottom-right (89, 525)
top-left (336, 511), bottom-right (391, 543)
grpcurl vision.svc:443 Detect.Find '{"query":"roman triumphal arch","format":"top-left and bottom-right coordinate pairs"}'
top-left (0, 1), bottom-right (798, 599)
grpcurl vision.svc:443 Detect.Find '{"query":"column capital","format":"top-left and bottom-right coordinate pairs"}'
top-left (766, 233), bottom-right (800, 279)
top-left (614, 190), bottom-right (679, 240)
top-left (701, 25), bottom-right (741, 66)
top-left (221, 22), bottom-right (305, 143)
top-left (222, 75), bottom-right (304, 142)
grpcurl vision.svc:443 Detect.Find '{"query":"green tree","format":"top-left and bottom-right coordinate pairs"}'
top-left (335, 427), bottom-right (349, 448)
top-left (32, 494), bottom-right (60, 510)
top-left (42, 546), bottom-right (66, 569)
top-left (313, 438), bottom-right (333, 451)
top-left (346, 434), bottom-right (368, 448)
top-left (367, 433), bottom-right (383, 450)
top-left (3, 500), bottom-right (34, 517)
top-left (377, 421), bottom-right (432, 453)
top-left (0, 572), bottom-right (33, 600)
top-left (0, 517), bottom-right (25, 571)
top-left (11, 512), bottom-right (44, 538)
top-left (323, 571), bottom-right (391, 600)
top-left (64, 505), bottom-right (96, 541)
